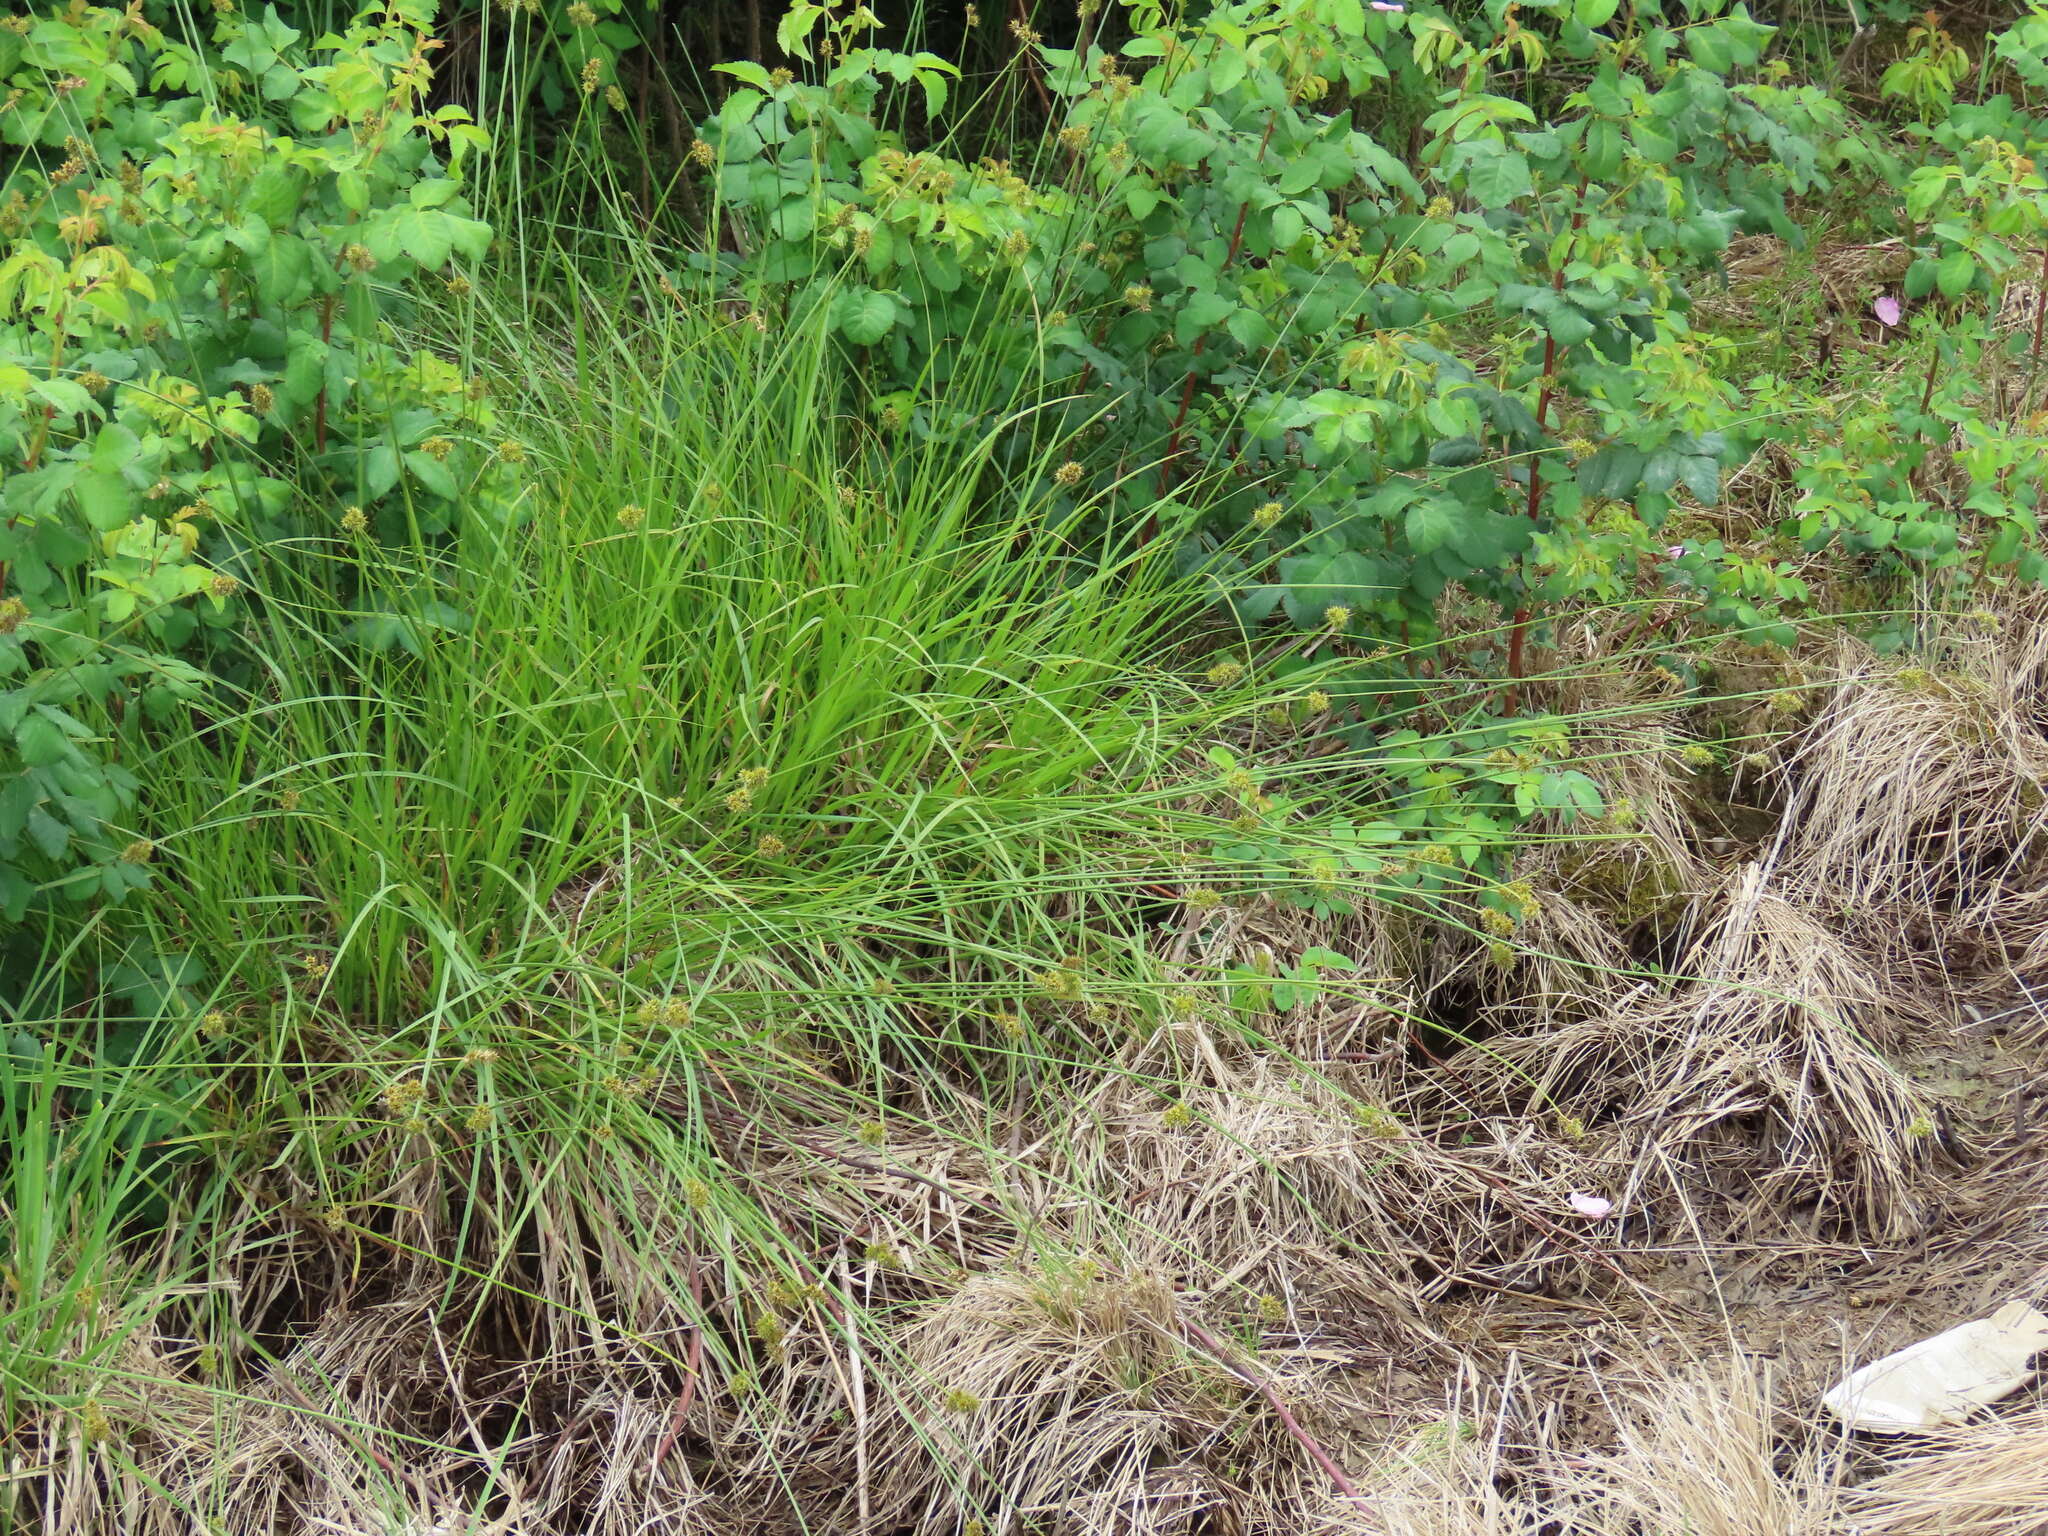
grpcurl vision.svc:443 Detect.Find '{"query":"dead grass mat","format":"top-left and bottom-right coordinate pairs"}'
top-left (17, 622), bottom-right (2048, 1536)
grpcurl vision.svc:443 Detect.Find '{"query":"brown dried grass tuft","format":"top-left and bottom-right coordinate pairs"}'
top-left (1778, 638), bottom-right (2048, 985)
top-left (861, 1265), bottom-right (1245, 1534)
top-left (1465, 714), bottom-right (1709, 1027)
top-left (29, 614), bottom-right (2048, 1536)
top-left (1468, 864), bottom-right (1939, 1240)
top-left (1564, 1358), bottom-right (1840, 1536)
top-left (1848, 1406), bottom-right (2048, 1536)
top-left (1356, 1357), bottom-right (1850, 1536)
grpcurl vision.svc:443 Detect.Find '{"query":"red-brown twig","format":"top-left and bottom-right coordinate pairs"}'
top-left (651, 1257), bottom-right (707, 1476)
top-left (1177, 1317), bottom-right (1382, 1525)
top-left (1503, 180), bottom-right (1589, 708)
top-left (2029, 243), bottom-right (2048, 391)
top-left (1152, 113), bottom-right (1280, 527)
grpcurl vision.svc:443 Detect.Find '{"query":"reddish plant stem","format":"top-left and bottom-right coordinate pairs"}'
top-left (1503, 325), bottom-right (1561, 701)
top-left (314, 294), bottom-right (336, 453)
top-left (23, 295), bottom-right (70, 471)
top-left (1178, 1317), bottom-right (1382, 1525)
top-left (1151, 114), bottom-right (1279, 534)
top-left (1502, 183), bottom-right (1588, 708)
top-left (2030, 242), bottom-right (2048, 378)
top-left (652, 1258), bottom-right (707, 1475)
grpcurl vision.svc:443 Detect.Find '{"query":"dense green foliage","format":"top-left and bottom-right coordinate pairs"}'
top-left (1, 0), bottom-right (2043, 1023)
top-left (0, 0), bottom-right (503, 921)
top-left (694, 0), bottom-right (2048, 668)
top-left (4, 1), bottom-right (2048, 1527)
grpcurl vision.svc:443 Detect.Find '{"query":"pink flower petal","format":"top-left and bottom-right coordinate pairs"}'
top-left (1568, 1191), bottom-right (1613, 1219)
top-left (1874, 295), bottom-right (1903, 327)
top-left (1666, 545), bottom-right (1686, 560)
top-left (1370, 2), bottom-right (1405, 9)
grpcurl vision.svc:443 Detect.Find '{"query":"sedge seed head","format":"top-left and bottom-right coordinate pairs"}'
top-left (617, 503), bottom-right (646, 531)
top-left (1037, 967), bottom-right (1084, 1002)
top-left (80, 1399), bottom-right (112, 1443)
top-left (382, 1078), bottom-right (426, 1116)
top-left (1500, 879), bottom-right (1539, 918)
top-left (1355, 1104), bottom-right (1404, 1139)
